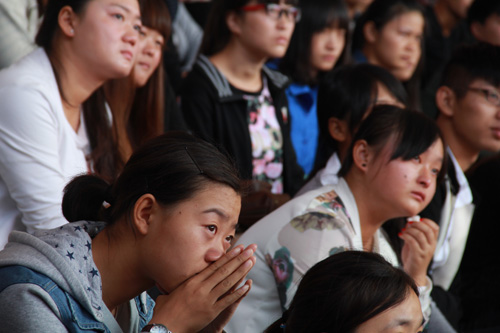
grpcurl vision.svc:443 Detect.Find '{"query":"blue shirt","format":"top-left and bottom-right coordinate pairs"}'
top-left (285, 83), bottom-right (319, 175)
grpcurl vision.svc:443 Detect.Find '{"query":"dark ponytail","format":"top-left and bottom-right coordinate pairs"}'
top-left (62, 131), bottom-right (241, 225)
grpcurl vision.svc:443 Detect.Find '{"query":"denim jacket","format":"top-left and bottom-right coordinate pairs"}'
top-left (0, 265), bottom-right (154, 332)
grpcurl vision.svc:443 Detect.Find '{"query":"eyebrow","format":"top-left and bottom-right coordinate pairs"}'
top-left (384, 315), bottom-right (424, 330)
top-left (202, 208), bottom-right (239, 230)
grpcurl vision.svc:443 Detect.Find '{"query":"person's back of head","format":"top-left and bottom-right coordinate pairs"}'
top-left (315, 63), bottom-right (407, 166)
top-left (467, 0), bottom-right (500, 45)
top-left (265, 251), bottom-right (421, 332)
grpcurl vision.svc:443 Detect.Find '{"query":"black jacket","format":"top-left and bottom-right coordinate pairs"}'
top-left (180, 55), bottom-right (304, 195)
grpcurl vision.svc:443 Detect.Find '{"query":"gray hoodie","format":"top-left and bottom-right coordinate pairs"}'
top-left (0, 221), bottom-right (151, 332)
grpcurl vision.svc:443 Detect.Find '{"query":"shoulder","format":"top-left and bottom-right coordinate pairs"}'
top-left (262, 65), bottom-right (289, 90)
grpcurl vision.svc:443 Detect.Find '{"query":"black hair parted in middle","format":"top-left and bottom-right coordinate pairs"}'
top-left (279, 0), bottom-right (349, 85)
top-left (338, 105), bottom-right (447, 182)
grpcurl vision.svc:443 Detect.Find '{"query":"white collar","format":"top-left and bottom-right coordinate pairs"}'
top-left (319, 152), bottom-right (341, 186)
top-left (447, 147), bottom-right (473, 207)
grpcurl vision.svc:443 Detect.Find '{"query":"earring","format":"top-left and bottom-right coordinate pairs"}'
top-left (70, 28), bottom-right (74, 35)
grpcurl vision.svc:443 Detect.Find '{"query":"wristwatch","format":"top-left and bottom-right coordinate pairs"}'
top-left (141, 324), bottom-right (171, 333)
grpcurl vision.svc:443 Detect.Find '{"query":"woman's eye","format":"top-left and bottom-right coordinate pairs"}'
top-left (134, 24), bottom-right (142, 33)
top-left (113, 13), bottom-right (124, 20)
top-left (413, 156), bottom-right (421, 163)
top-left (431, 168), bottom-right (440, 175)
top-left (206, 225), bottom-right (217, 234)
top-left (225, 235), bottom-right (234, 243)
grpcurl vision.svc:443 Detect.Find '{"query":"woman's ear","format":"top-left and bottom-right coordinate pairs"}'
top-left (226, 11), bottom-right (242, 36)
top-left (328, 117), bottom-right (349, 142)
top-left (363, 21), bottom-right (378, 44)
top-left (352, 140), bottom-right (370, 172)
top-left (132, 194), bottom-right (157, 236)
top-left (58, 6), bottom-right (78, 37)
top-left (435, 86), bottom-right (456, 118)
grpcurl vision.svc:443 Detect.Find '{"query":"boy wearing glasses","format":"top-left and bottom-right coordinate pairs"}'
top-left (421, 42), bottom-right (500, 330)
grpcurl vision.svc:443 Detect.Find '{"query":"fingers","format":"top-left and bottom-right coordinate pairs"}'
top-left (211, 255), bottom-right (256, 298)
top-left (400, 218), bottom-right (439, 248)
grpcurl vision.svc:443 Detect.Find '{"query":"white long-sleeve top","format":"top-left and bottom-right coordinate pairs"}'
top-left (0, 48), bottom-right (90, 249)
top-left (226, 178), bottom-right (432, 333)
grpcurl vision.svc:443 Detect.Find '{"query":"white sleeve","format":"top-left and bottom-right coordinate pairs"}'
top-left (0, 86), bottom-right (72, 232)
top-left (418, 276), bottom-right (433, 325)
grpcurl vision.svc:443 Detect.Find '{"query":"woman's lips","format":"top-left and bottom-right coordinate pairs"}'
top-left (411, 191), bottom-right (425, 202)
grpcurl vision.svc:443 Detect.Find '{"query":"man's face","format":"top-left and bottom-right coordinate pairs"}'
top-left (450, 79), bottom-right (500, 153)
top-left (471, 13), bottom-right (500, 46)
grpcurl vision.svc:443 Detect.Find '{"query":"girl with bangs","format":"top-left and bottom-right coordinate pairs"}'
top-left (104, 0), bottom-right (186, 180)
top-left (228, 105), bottom-right (445, 332)
top-left (277, 0), bottom-right (349, 177)
top-left (180, 0), bottom-right (305, 229)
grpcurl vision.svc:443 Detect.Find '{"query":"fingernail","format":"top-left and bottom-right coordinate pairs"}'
top-left (240, 284), bottom-right (250, 293)
top-left (402, 228), bottom-right (406, 232)
top-left (243, 259), bottom-right (254, 269)
top-left (398, 232), bottom-right (403, 237)
top-left (242, 248), bottom-right (254, 258)
top-left (408, 221), bottom-right (414, 225)
top-left (229, 246), bottom-right (242, 257)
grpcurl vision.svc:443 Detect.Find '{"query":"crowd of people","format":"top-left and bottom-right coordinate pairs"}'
top-left (0, 0), bottom-right (499, 332)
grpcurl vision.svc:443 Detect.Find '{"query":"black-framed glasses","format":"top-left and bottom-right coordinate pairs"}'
top-left (467, 87), bottom-right (500, 106)
top-left (240, 3), bottom-right (302, 23)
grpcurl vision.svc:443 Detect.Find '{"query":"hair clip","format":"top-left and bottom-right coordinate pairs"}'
top-left (185, 147), bottom-right (204, 174)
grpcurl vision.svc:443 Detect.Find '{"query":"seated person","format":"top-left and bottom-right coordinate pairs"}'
top-left (420, 42), bottom-right (500, 329)
top-left (226, 105), bottom-right (445, 333)
top-left (352, 0), bottom-right (425, 109)
top-left (467, 0), bottom-right (500, 46)
top-left (0, 132), bottom-right (257, 332)
top-left (278, 0), bottom-right (349, 176)
top-left (297, 63), bottom-right (407, 196)
top-left (266, 251), bottom-right (423, 333)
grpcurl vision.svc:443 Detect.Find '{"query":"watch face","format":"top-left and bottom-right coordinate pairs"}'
top-left (151, 325), bottom-right (168, 333)
top-left (142, 324), bottom-right (168, 333)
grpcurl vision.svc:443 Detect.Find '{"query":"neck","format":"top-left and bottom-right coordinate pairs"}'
top-left (209, 40), bottom-right (266, 92)
top-left (50, 39), bottom-right (106, 131)
top-left (92, 226), bottom-right (152, 312)
top-left (434, 1), bottom-right (460, 37)
top-left (437, 116), bottom-right (479, 171)
top-left (344, 172), bottom-right (389, 251)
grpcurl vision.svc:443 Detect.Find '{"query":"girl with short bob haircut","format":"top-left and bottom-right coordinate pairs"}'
top-left (227, 105), bottom-right (446, 332)
top-left (265, 251), bottom-right (423, 333)
top-left (352, 0), bottom-right (425, 109)
top-left (0, 132), bottom-right (257, 332)
top-left (0, 0), bottom-right (141, 248)
top-left (278, 0), bottom-right (349, 176)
